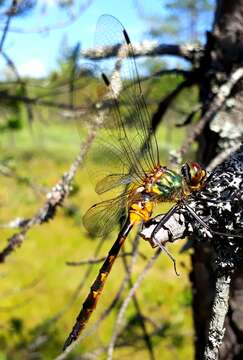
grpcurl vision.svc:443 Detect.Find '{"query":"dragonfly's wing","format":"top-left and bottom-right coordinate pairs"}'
top-left (83, 194), bottom-right (129, 237)
top-left (35, 67), bottom-right (99, 123)
top-left (13, 61), bottom-right (94, 125)
top-left (95, 173), bottom-right (136, 194)
top-left (92, 15), bottom-right (160, 179)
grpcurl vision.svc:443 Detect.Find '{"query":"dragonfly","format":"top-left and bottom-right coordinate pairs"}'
top-left (63, 15), bottom-right (211, 350)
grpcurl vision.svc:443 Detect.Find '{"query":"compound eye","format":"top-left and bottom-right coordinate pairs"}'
top-left (188, 162), bottom-right (200, 182)
top-left (190, 162), bottom-right (207, 185)
top-left (181, 162), bottom-right (200, 184)
top-left (191, 161), bottom-right (200, 173)
top-left (181, 161), bottom-right (207, 189)
top-left (181, 162), bottom-right (191, 184)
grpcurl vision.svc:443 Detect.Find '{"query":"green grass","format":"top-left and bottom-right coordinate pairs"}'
top-left (0, 120), bottom-right (194, 360)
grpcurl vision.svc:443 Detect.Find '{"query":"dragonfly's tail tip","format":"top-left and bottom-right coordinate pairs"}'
top-left (63, 335), bottom-right (75, 352)
top-left (63, 323), bottom-right (81, 351)
top-left (174, 265), bottom-right (180, 277)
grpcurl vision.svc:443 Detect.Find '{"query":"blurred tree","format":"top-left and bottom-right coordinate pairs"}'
top-left (136, 0), bottom-right (214, 42)
top-left (165, 0), bottom-right (213, 40)
top-left (189, 1), bottom-right (243, 359)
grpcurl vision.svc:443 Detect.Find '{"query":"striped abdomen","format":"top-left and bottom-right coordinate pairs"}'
top-left (63, 220), bottom-right (133, 350)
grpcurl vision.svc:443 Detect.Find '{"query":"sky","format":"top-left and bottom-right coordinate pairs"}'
top-left (0, 0), bottom-right (215, 78)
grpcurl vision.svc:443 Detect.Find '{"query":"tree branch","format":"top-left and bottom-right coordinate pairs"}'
top-left (151, 77), bottom-right (195, 132)
top-left (82, 41), bottom-right (204, 63)
top-left (0, 0), bottom-right (17, 52)
top-left (141, 144), bottom-right (243, 247)
top-left (120, 240), bottom-right (156, 360)
top-left (0, 0), bottom-right (93, 34)
top-left (54, 236), bottom-right (141, 360)
top-left (0, 12), bottom-right (133, 263)
top-left (0, 90), bottom-right (89, 111)
top-left (66, 251), bottom-right (147, 266)
top-left (107, 248), bottom-right (161, 360)
top-left (0, 125), bottom-right (98, 263)
top-left (204, 274), bottom-right (231, 360)
top-left (140, 145), bottom-right (243, 359)
top-left (178, 67), bottom-right (243, 158)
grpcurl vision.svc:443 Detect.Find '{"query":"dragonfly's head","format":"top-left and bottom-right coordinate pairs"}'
top-left (181, 161), bottom-right (207, 191)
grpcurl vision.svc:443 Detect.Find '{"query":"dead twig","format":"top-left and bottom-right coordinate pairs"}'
top-left (54, 235), bottom-right (141, 360)
top-left (0, 0), bottom-right (93, 34)
top-left (82, 41), bottom-right (204, 63)
top-left (107, 248), bottom-right (161, 360)
top-left (0, 90), bottom-right (89, 112)
top-left (0, 0), bottom-right (17, 52)
top-left (0, 124), bottom-right (99, 263)
top-left (207, 143), bottom-right (242, 171)
top-left (178, 67), bottom-right (243, 157)
top-left (151, 77), bottom-right (195, 133)
top-left (66, 250), bottom-right (147, 266)
top-left (120, 240), bottom-right (156, 360)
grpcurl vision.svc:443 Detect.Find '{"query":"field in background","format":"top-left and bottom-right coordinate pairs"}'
top-left (0, 75), bottom-right (198, 359)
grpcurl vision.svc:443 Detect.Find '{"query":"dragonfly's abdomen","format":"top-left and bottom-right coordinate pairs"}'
top-left (129, 196), bottom-right (153, 224)
top-left (63, 220), bottom-right (133, 350)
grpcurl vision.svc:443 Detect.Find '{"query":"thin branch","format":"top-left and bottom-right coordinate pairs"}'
top-left (82, 41), bottom-right (204, 63)
top-left (151, 76), bottom-right (195, 132)
top-left (0, 124), bottom-right (99, 263)
top-left (2, 51), bottom-right (21, 81)
top-left (0, 22), bottom-right (130, 262)
top-left (1, 51), bottom-right (34, 124)
top-left (0, 0), bottom-right (93, 34)
top-left (204, 274), bottom-right (231, 360)
top-left (140, 212), bottom-right (187, 246)
top-left (0, 0), bottom-right (17, 52)
top-left (178, 67), bottom-right (243, 157)
top-left (121, 239), bottom-right (156, 360)
top-left (0, 90), bottom-right (89, 112)
top-left (107, 248), bottom-right (161, 360)
top-left (175, 103), bottom-right (202, 128)
top-left (0, 162), bottom-right (47, 197)
top-left (146, 68), bottom-right (191, 80)
top-left (122, 68), bottom-right (192, 92)
top-left (0, 217), bottom-right (30, 229)
top-left (54, 235), bottom-right (141, 360)
top-left (207, 142), bottom-right (242, 171)
top-left (28, 236), bottom-right (105, 358)
top-left (66, 251), bottom-right (148, 266)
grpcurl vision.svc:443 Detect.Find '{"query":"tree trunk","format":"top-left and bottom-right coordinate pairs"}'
top-left (191, 1), bottom-right (243, 359)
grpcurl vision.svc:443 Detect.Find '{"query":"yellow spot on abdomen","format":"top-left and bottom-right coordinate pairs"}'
top-left (100, 272), bottom-right (108, 282)
top-left (92, 291), bottom-right (98, 298)
top-left (108, 255), bottom-right (115, 264)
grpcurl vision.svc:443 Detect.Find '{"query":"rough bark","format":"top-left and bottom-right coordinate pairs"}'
top-left (191, 1), bottom-right (243, 359)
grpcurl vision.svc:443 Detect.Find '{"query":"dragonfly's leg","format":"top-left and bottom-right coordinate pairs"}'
top-left (151, 204), bottom-right (180, 241)
top-left (150, 204), bottom-right (180, 276)
top-left (183, 201), bottom-right (242, 239)
top-left (149, 237), bottom-right (180, 276)
top-left (160, 243), bottom-right (180, 276)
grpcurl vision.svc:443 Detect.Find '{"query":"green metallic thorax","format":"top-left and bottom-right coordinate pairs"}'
top-left (150, 168), bottom-right (182, 200)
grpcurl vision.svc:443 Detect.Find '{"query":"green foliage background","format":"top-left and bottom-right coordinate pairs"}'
top-left (0, 69), bottom-right (200, 360)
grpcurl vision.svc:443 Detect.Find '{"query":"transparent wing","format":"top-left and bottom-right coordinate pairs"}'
top-left (32, 65), bottom-right (98, 123)
top-left (82, 16), bottom-right (165, 235)
top-left (18, 65), bottom-right (96, 125)
top-left (92, 15), bottom-right (160, 179)
top-left (95, 173), bottom-right (135, 194)
top-left (82, 194), bottom-right (129, 237)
